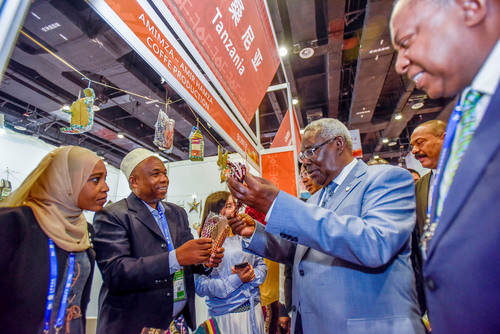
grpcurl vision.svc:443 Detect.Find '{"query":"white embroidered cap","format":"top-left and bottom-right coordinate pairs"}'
top-left (120, 148), bottom-right (156, 180)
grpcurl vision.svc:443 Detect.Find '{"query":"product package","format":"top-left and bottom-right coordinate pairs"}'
top-left (154, 109), bottom-right (175, 153)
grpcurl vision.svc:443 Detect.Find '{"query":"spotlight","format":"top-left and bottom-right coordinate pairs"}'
top-left (394, 113), bottom-right (403, 120)
top-left (117, 132), bottom-right (125, 139)
top-left (292, 98), bottom-right (299, 105)
top-left (382, 138), bottom-right (389, 144)
top-left (279, 47), bottom-right (288, 57)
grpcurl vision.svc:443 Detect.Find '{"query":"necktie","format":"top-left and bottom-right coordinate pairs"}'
top-left (320, 182), bottom-right (338, 208)
top-left (436, 89), bottom-right (482, 217)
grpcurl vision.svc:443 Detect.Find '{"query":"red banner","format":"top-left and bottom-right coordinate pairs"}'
top-left (261, 151), bottom-right (297, 196)
top-left (91, 0), bottom-right (260, 166)
top-left (270, 108), bottom-right (302, 155)
top-left (158, 0), bottom-right (280, 124)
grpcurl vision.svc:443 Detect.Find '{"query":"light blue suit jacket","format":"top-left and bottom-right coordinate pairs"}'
top-left (246, 160), bottom-right (424, 333)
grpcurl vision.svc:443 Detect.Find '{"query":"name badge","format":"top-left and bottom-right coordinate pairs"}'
top-left (173, 269), bottom-right (186, 302)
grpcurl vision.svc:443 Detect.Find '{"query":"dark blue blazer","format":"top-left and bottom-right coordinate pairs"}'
top-left (93, 192), bottom-right (202, 333)
top-left (424, 85), bottom-right (500, 333)
top-left (0, 206), bottom-right (95, 333)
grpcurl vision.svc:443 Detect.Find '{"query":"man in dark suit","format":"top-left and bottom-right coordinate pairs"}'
top-left (391, 0), bottom-right (500, 331)
top-left (410, 120), bottom-right (446, 316)
top-left (93, 148), bottom-right (223, 333)
top-left (410, 120), bottom-right (446, 234)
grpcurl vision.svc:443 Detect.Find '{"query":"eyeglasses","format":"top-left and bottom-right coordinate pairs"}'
top-left (298, 137), bottom-right (336, 163)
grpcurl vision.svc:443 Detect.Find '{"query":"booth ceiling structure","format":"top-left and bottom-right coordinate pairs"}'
top-left (0, 0), bottom-right (455, 167)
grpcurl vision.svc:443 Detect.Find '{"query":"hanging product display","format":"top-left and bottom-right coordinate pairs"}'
top-left (60, 88), bottom-right (96, 134)
top-left (216, 145), bottom-right (230, 183)
top-left (153, 107), bottom-right (175, 153)
top-left (189, 126), bottom-right (204, 161)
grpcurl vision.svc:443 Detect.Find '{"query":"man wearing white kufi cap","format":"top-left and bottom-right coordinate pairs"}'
top-left (93, 148), bottom-right (224, 333)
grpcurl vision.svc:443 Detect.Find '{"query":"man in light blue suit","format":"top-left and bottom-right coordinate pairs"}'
top-left (227, 118), bottom-right (424, 333)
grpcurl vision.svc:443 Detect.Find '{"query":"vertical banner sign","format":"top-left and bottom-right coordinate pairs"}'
top-left (88, 0), bottom-right (260, 168)
top-left (270, 108), bottom-right (302, 155)
top-left (349, 129), bottom-right (363, 158)
top-left (154, 0), bottom-right (280, 124)
top-left (261, 151), bottom-right (297, 196)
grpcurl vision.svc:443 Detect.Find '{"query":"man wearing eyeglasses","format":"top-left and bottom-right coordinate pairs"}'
top-left (227, 118), bottom-right (424, 333)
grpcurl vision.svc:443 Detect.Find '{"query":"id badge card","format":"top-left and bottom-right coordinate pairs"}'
top-left (173, 269), bottom-right (186, 302)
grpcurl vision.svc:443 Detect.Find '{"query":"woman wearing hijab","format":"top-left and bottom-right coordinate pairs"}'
top-left (196, 191), bottom-right (267, 334)
top-left (0, 146), bottom-right (109, 333)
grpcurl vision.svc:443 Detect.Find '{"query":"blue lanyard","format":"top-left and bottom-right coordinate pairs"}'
top-left (43, 239), bottom-right (75, 333)
top-left (425, 100), bottom-right (463, 222)
top-left (157, 205), bottom-right (174, 251)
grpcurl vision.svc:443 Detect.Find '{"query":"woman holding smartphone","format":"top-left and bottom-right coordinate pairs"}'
top-left (196, 191), bottom-right (267, 334)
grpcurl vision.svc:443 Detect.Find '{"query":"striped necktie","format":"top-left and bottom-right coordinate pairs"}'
top-left (436, 89), bottom-right (482, 217)
top-left (320, 182), bottom-right (338, 208)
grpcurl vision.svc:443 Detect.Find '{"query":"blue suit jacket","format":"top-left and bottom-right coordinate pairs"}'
top-left (423, 85), bottom-right (500, 333)
top-left (246, 161), bottom-right (424, 333)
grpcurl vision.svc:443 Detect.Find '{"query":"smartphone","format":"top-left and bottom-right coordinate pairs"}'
top-left (234, 262), bottom-right (249, 269)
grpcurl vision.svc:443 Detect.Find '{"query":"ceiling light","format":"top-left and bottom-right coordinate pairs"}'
top-left (14, 122), bottom-right (27, 131)
top-left (279, 47), bottom-right (288, 57)
top-left (388, 140), bottom-right (398, 146)
top-left (292, 98), bottom-right (299, 105)
top-left (299, 47), bottom-right (314, 59)
top-left (394, 112), bottom-right (403, 120)
top-left (92, 105), bottom-right (100, 112)
top-left (117, 132), bottom-right (125, 139)
top-left (373, 155), bottom-right (380, 159)
top-left (61, 105), bottom-right (71, 112)
top-left (382, 137), bottom-right (389, 144)
top-left (368, 46), bottom-right (390, 54)
top-left (412, 101), bottom-right (424, 109)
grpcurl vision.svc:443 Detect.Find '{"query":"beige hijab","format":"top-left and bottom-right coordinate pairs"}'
top-left (0, 146), bottom-right (100, 251)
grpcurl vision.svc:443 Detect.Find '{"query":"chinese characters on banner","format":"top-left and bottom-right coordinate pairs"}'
top-left (156, 0), bottom-right (280, 124)
top-left (88, 0), bottom-right (260, 167)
